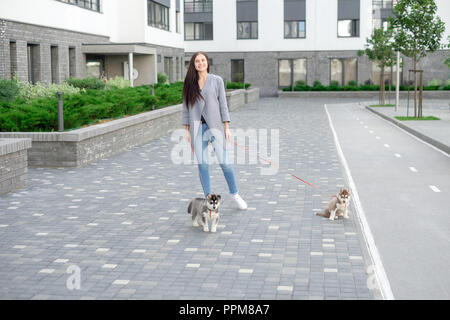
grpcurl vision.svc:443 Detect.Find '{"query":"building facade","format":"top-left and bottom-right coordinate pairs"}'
top-left (0, 0), bottom-right (449, 96)
top-left (0, 0), bottom-right (185, 86)
top-left (184, 0), bottom-right (450, 96)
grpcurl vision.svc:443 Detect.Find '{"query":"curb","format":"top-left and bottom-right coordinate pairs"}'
top-left (364, 106), bottom-right (450, 155)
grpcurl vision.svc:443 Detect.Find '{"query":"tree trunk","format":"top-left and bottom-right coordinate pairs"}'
top-left (380, 64), bottom-right (385, 105)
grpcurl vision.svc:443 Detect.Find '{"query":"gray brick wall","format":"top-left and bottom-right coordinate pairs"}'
top-left (0, 19), bottom-right (109, 82)
top-left (189, 49), bottom-right (450, 97)
top-left (0, 139), bottom-right (32, 195)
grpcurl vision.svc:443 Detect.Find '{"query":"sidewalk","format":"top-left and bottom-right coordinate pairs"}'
top-left (0, 97), bottom-right (376, 300)
top-left (364, 99), bottom-right (450, 155)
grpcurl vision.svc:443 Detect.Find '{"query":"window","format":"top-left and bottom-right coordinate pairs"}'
top-left (184, 0), bottom-right (212, 13)
top-left (373, 0), bottom-right (394, 9)
top-left (69, 47), bottom-right (76, 78)
top-left (86, 55), bottom-right (104, 78)
top-left (338, 0), bottom-right (360, 37)
top-left (27, 44), bottom-right (40, 84)
top-left (371, 60), bottom-right (402, 86)
top-left (278, 58), bottom-right (307, 88)
top-left (56, 0), bottom-right (101, 12)
top-left (236, 0), bottom-right (258, 39)
top-left (164, 57), bottom-right (173, 82)
top-left (284, 21), bottom-right (306, 38)
top-left (51, 46), bottom-right (58, 84)
top-left (284, 0), bottom-right (306, 39)
top-left (184, 22), bottom-right (213, 40)
top-left (148, 0), bottom-right (170, 31)
top-left (330, 58), bottom-right (357, 86)
top-left (9, 41), bottom-right (17, 80)
top-left (338, 19), bottom-right (359, 37)
top-left (231, 59), bottom-right (244, 83)
top-left (237, 22), bottom-right (258, 39)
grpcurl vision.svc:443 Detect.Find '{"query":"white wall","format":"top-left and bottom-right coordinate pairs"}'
top-left (144, 0), bottom-right (184, 49)
top-left (436, 0), bottom-right (450, 43)
top-left (184, 0), bottom-right (372, 53)
top-left (107, 0), bottom-right (146, 43)
top-left (0, 0), bottom-right (109, 36)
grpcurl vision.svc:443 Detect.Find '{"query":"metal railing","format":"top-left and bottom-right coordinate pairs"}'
top-left (184, 1), bottom-right (213, 13)
top-left (372, 0), bottom-right (395, 9)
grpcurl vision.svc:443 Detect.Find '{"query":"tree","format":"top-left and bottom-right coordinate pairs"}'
top-left (358, 27), bottom-right (396, 105)
top-left (389, 0), bottom-right (445, 117)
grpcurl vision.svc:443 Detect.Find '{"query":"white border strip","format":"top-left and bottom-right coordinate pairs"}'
top-left (324, 104), bottom-right (395, 300)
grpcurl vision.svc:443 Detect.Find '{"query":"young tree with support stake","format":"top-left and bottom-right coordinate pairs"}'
top-left (389, 0), bottom-right (445, 118)
top-left (358, 27), bottom-right (396, 106)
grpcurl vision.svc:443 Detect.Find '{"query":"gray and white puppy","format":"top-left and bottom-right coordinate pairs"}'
top-left (187, 194), bottom-right (222, 232)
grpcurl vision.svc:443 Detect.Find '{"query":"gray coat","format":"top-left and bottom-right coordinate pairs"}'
top-left (181, 73), bottom-right (231, 150)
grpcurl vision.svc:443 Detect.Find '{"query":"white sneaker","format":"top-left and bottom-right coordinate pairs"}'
top-left (232, 193), bottom-right (248, 210)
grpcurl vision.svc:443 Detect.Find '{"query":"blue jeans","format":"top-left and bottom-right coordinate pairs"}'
top-left (194, 122), bottom-right (238, 197)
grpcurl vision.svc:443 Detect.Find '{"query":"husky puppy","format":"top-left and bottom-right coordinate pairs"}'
top-left (187, 194), bottom-right (222, 232)
top-left (315, 188), bottom-right (351, 220)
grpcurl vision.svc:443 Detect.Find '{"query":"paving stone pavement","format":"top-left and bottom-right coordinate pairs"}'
top-left (0, 97), bottom-right (376, 300)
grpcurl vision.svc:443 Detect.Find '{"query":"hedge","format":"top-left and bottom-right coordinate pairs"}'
top-left (0, 82), bottom-right (183, 132)
top-left (282, 80), bottom-right (450, 91)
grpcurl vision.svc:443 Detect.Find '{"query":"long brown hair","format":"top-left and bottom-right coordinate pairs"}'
top-left (183, 51), bottom-right (210, 108)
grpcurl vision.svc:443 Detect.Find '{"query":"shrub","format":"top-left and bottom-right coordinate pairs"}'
top-left (427, 79), bottom-right (442, 87)
top-left (18, 81), bottom-right (84, 101)
top-left (313, 80), bottom-right (323, 87)
top-left (0, 78), bottom-right (20, 102)
top-left (0, 83), bottom-right (183, 132)
top-left (105, 76), bottom-right (131, 90)
top-left (348, 80), bottom-right (357, 87)
top-left (157, 72), bottom-right (169, 84)
top-left (66, 77), bottom-right (106, 90)
top-left (226, 82), bottom-right (251, 89)
top-left (444, 79), bottom-right (450, 90)
top-left (312, 80), bottom-right (325, 91)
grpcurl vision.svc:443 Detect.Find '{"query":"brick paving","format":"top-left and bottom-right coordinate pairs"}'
top-left (0, 97), bottom-right (375, 300)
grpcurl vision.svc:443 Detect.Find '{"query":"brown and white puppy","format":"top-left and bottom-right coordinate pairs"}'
top-left (315, 188), bottom-right (351, 220)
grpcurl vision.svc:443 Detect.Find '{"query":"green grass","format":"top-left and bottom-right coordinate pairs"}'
top-left (394, 116), bottom-right (440, 121)
top-left (369, 104), bottom-right (395, 107)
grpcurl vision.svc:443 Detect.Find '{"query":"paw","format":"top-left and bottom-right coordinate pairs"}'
top-left (344, 215), bottom-right (349, 219)
top-left (193, 221), bottom-right (199, 227)
top-left (211, 227), bottom-right (217, 233)
top-left (203, 226), bottom-right (209, 232)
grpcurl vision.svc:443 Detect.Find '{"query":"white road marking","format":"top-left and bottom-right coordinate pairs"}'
top-left (409, 167), bottom-right (418, 172)
top-left (394, 153), bottom-right (402, 158)
top-left (429, 185), bottom-right (441, 193)
top-left (324, 104), bottom-right (395, 300)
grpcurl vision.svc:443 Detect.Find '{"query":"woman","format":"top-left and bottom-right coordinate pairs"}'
top-left (181, 51), bottom-right (247, 210)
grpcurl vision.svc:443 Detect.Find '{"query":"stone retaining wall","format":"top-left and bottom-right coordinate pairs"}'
top-left (245, 88), bottom-right (260, 104)
top-left (226, 89), bottom-right (246, 111)
top-left (0, 138), bottom-right (32, 195)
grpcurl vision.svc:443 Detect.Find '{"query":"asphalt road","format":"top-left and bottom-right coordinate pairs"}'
top-left (326, 102), bottom-right (450, 300)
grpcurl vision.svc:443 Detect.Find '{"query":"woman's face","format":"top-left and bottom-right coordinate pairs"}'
top-left (194, 54), bottom-right (208, 73)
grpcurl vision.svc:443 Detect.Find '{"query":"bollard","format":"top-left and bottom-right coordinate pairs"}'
top-left (150, 84), bottom-right (155, 110)
top-left (57, 92), bottom-right (64, 132)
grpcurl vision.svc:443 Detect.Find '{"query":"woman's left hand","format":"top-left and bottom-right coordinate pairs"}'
top-left (225, 127), bottom-right (232, 142)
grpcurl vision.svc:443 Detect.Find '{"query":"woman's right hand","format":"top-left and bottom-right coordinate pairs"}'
top-left (185, 130), bottom-right (191, 143)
